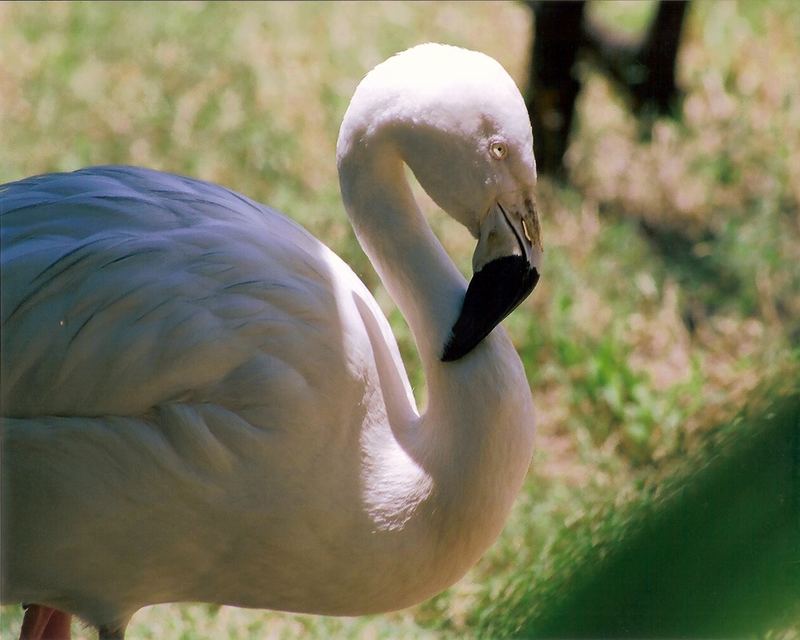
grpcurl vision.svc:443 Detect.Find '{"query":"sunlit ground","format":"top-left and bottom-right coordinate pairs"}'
top-left (1, 1), bottom-right (798, 638)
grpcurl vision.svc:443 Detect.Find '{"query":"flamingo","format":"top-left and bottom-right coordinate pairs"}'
top-left (0, 43), bottom-right (542, 640)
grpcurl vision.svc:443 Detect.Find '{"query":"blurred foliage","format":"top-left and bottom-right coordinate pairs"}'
top-left (475, 384), bottom-right (800, 637)
top-left (1, 1), bottom-right (798, 638)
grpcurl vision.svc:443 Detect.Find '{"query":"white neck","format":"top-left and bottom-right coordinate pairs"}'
top-left (337, 118), bottom-right (536, 589)
top-left (339, 134), bottom-right (464, 365)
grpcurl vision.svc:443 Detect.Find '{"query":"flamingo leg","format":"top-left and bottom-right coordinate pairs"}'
top-left (19, 604), bottom-right (72, 640)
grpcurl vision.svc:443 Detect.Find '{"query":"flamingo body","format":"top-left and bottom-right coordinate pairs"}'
top-left (1, 43), bottom-right (541, 637)
top-left (2, 166), bottom-right (426, 621)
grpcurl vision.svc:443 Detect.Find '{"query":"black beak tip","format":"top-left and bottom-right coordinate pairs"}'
top-left (441, 334), bottom-right (468, 362)
top-left (440, 257), bottom-right (539, 362)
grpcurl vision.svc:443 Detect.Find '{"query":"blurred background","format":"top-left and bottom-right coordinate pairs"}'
top-left (1, 1), bottom-right (798, 638)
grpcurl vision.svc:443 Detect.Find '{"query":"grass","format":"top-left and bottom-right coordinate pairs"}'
top-left (1, 1), bottom-right (799, 638)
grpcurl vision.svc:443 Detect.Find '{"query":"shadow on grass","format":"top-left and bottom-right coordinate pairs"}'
top-left (475, 385), bottom-right (800, 638)
top-left (636, 220), bottom-right (745, 331)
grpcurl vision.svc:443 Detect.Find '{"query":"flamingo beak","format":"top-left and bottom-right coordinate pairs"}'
top-left (441, 195), bottom-right (542, 362)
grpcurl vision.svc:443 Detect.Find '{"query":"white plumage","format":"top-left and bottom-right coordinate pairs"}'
top-left (1, 44), bottom-right (542, 639)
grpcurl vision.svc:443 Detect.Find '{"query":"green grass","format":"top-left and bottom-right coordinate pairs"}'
top-left (1, 1), bottom-right (799, 638)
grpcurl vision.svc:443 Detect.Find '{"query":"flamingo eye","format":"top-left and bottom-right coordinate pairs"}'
top-left (489, 140), bottom-right (507, 160)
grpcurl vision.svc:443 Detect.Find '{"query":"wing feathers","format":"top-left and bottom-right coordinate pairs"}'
top-left (1, 167), bottom-right (345, 422)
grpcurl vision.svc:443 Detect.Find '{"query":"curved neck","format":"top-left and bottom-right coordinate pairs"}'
top-left (337, 125), bottom-right (535, 587)
top-left (337, 124), bottom-right (534, 440)
top-left (339, 136), bottom-right (465, 366)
